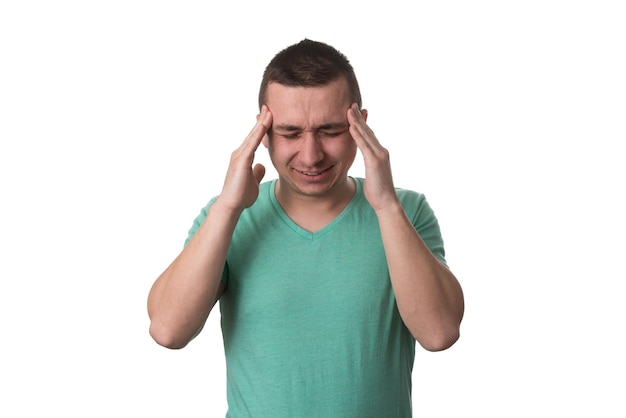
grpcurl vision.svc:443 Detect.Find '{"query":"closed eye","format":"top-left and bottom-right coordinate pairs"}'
top-left (281, 132), bottom-right (301, 140)
top-left (319, 129), bottom-right (348, 138)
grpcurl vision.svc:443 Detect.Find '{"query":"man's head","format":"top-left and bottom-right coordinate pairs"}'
top-left (258, 39), bottom-right (362, 110)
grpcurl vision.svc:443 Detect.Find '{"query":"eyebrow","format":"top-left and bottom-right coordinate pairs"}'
top-left (273, 122), bottom-right (348, 132)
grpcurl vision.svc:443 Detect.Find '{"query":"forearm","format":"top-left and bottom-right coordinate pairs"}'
top-left (377, 202), bottom-right (464, 351)
top-left (148, 200), bottom-right (240, 349)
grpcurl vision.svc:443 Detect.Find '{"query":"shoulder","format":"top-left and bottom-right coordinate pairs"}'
top-left (391, 184), bottom-right (430, 217)
top-left (393, 186), bottom-right (438, 226)
top-left (395, 186), bottom-right (426, 205)
top-left (185, 180), bottom-right (277, 246)
top-left (351, 177), bottom-right (429, 214)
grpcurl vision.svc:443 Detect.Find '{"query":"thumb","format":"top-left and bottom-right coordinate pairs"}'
top-left (252, 163), bottom-right (266, 184)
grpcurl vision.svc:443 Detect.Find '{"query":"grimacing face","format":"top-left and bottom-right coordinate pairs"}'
top-left (262, 78), bottom-right (366, 200)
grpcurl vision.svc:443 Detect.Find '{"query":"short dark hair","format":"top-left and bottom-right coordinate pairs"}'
top-left (258, 39), bottom-right (362, 110)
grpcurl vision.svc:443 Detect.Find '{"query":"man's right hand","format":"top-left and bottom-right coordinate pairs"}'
top-left (147, 106), bottom-right (273, 349)
top-left (218, 105), bottom-right (273, 213)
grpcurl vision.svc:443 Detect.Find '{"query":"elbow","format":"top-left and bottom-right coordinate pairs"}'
top-left (417, 327), bottom-right (461, 352)
top-left (416, 294), bottom-right (465, 351)
top-left (149, 321), bottom-right (192, 350)
top-left (410, 314), bottom-right (462, 352)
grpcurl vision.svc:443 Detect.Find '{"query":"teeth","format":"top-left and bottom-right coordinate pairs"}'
top-left (295, 168), bottom-right (328, 176)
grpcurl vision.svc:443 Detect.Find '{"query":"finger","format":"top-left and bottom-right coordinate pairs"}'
top-left (239, 105), bottom-right (273, 154)
top-left (347, 104), bottom-right (379, 152)
top-left (347, 104), bottom-right (370, 140)
top-left (253, 163), bottom-right (266, 184)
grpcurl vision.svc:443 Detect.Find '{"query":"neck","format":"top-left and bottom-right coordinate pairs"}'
top-left (274, 177), bottom-right (355, 232)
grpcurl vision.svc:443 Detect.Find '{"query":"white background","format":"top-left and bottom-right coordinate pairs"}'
top-left (1, 1), bottom-right (625, 416)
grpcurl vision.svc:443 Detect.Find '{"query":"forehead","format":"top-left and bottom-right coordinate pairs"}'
top-left (266, 78), bottom-right (352, 127)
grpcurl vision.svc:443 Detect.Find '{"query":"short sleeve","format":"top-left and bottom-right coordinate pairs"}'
top-left (184, 197), bottom-right (217, 247)
top-left (183, 197), bottom-right (229, 284)
top-left (398, 190), bottom-right (448, 267)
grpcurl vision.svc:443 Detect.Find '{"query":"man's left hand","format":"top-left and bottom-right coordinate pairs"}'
top-left (347, 103), bottom-right (399, 213)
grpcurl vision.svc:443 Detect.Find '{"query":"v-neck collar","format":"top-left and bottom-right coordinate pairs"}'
top-left (268, 177), bottom-right (363, 240)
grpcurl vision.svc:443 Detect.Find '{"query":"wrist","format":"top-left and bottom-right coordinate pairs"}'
top-left (373, 199), bottom-right (404, 219)
top-left (209, 197), bottom-right (246, 227)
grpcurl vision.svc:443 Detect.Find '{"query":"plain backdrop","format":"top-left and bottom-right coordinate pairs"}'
top-left (1, 1), bottom-right (624, 416)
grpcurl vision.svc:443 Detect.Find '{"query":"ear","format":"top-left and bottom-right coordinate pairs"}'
top-left (361, 108), bottom-right (368, 122)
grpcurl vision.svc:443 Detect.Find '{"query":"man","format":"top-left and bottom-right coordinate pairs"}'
top-left (148, 39), bottom-right (464, 417)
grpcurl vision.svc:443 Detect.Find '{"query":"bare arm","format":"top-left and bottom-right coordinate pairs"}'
top-left (147, 107), bottom-right (273, 349)
top-left (375, 203), bottom-right (464, 351)
top-left (347, 104), bottom-right (464, 351)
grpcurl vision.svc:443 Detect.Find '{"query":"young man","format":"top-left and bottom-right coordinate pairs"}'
top-left (148, 39), bottom-right (464, 417)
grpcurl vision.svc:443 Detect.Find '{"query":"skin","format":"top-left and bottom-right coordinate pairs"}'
top-left (262, 78), bottom-right (359, 232)
top-left (147, 77), bottom-right (464, 351)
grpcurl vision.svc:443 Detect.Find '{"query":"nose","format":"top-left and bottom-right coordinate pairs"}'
top-left (299, 132), bottom-right (324, 166)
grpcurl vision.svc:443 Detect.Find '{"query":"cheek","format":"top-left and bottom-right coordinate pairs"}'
top-left (333, 137), bottom-right (358, 158)
top-left (267, 137), bottom-right (294, 159)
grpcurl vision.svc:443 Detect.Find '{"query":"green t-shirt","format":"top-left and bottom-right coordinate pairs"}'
top-left (186, 177), bottom-right (447, 417)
